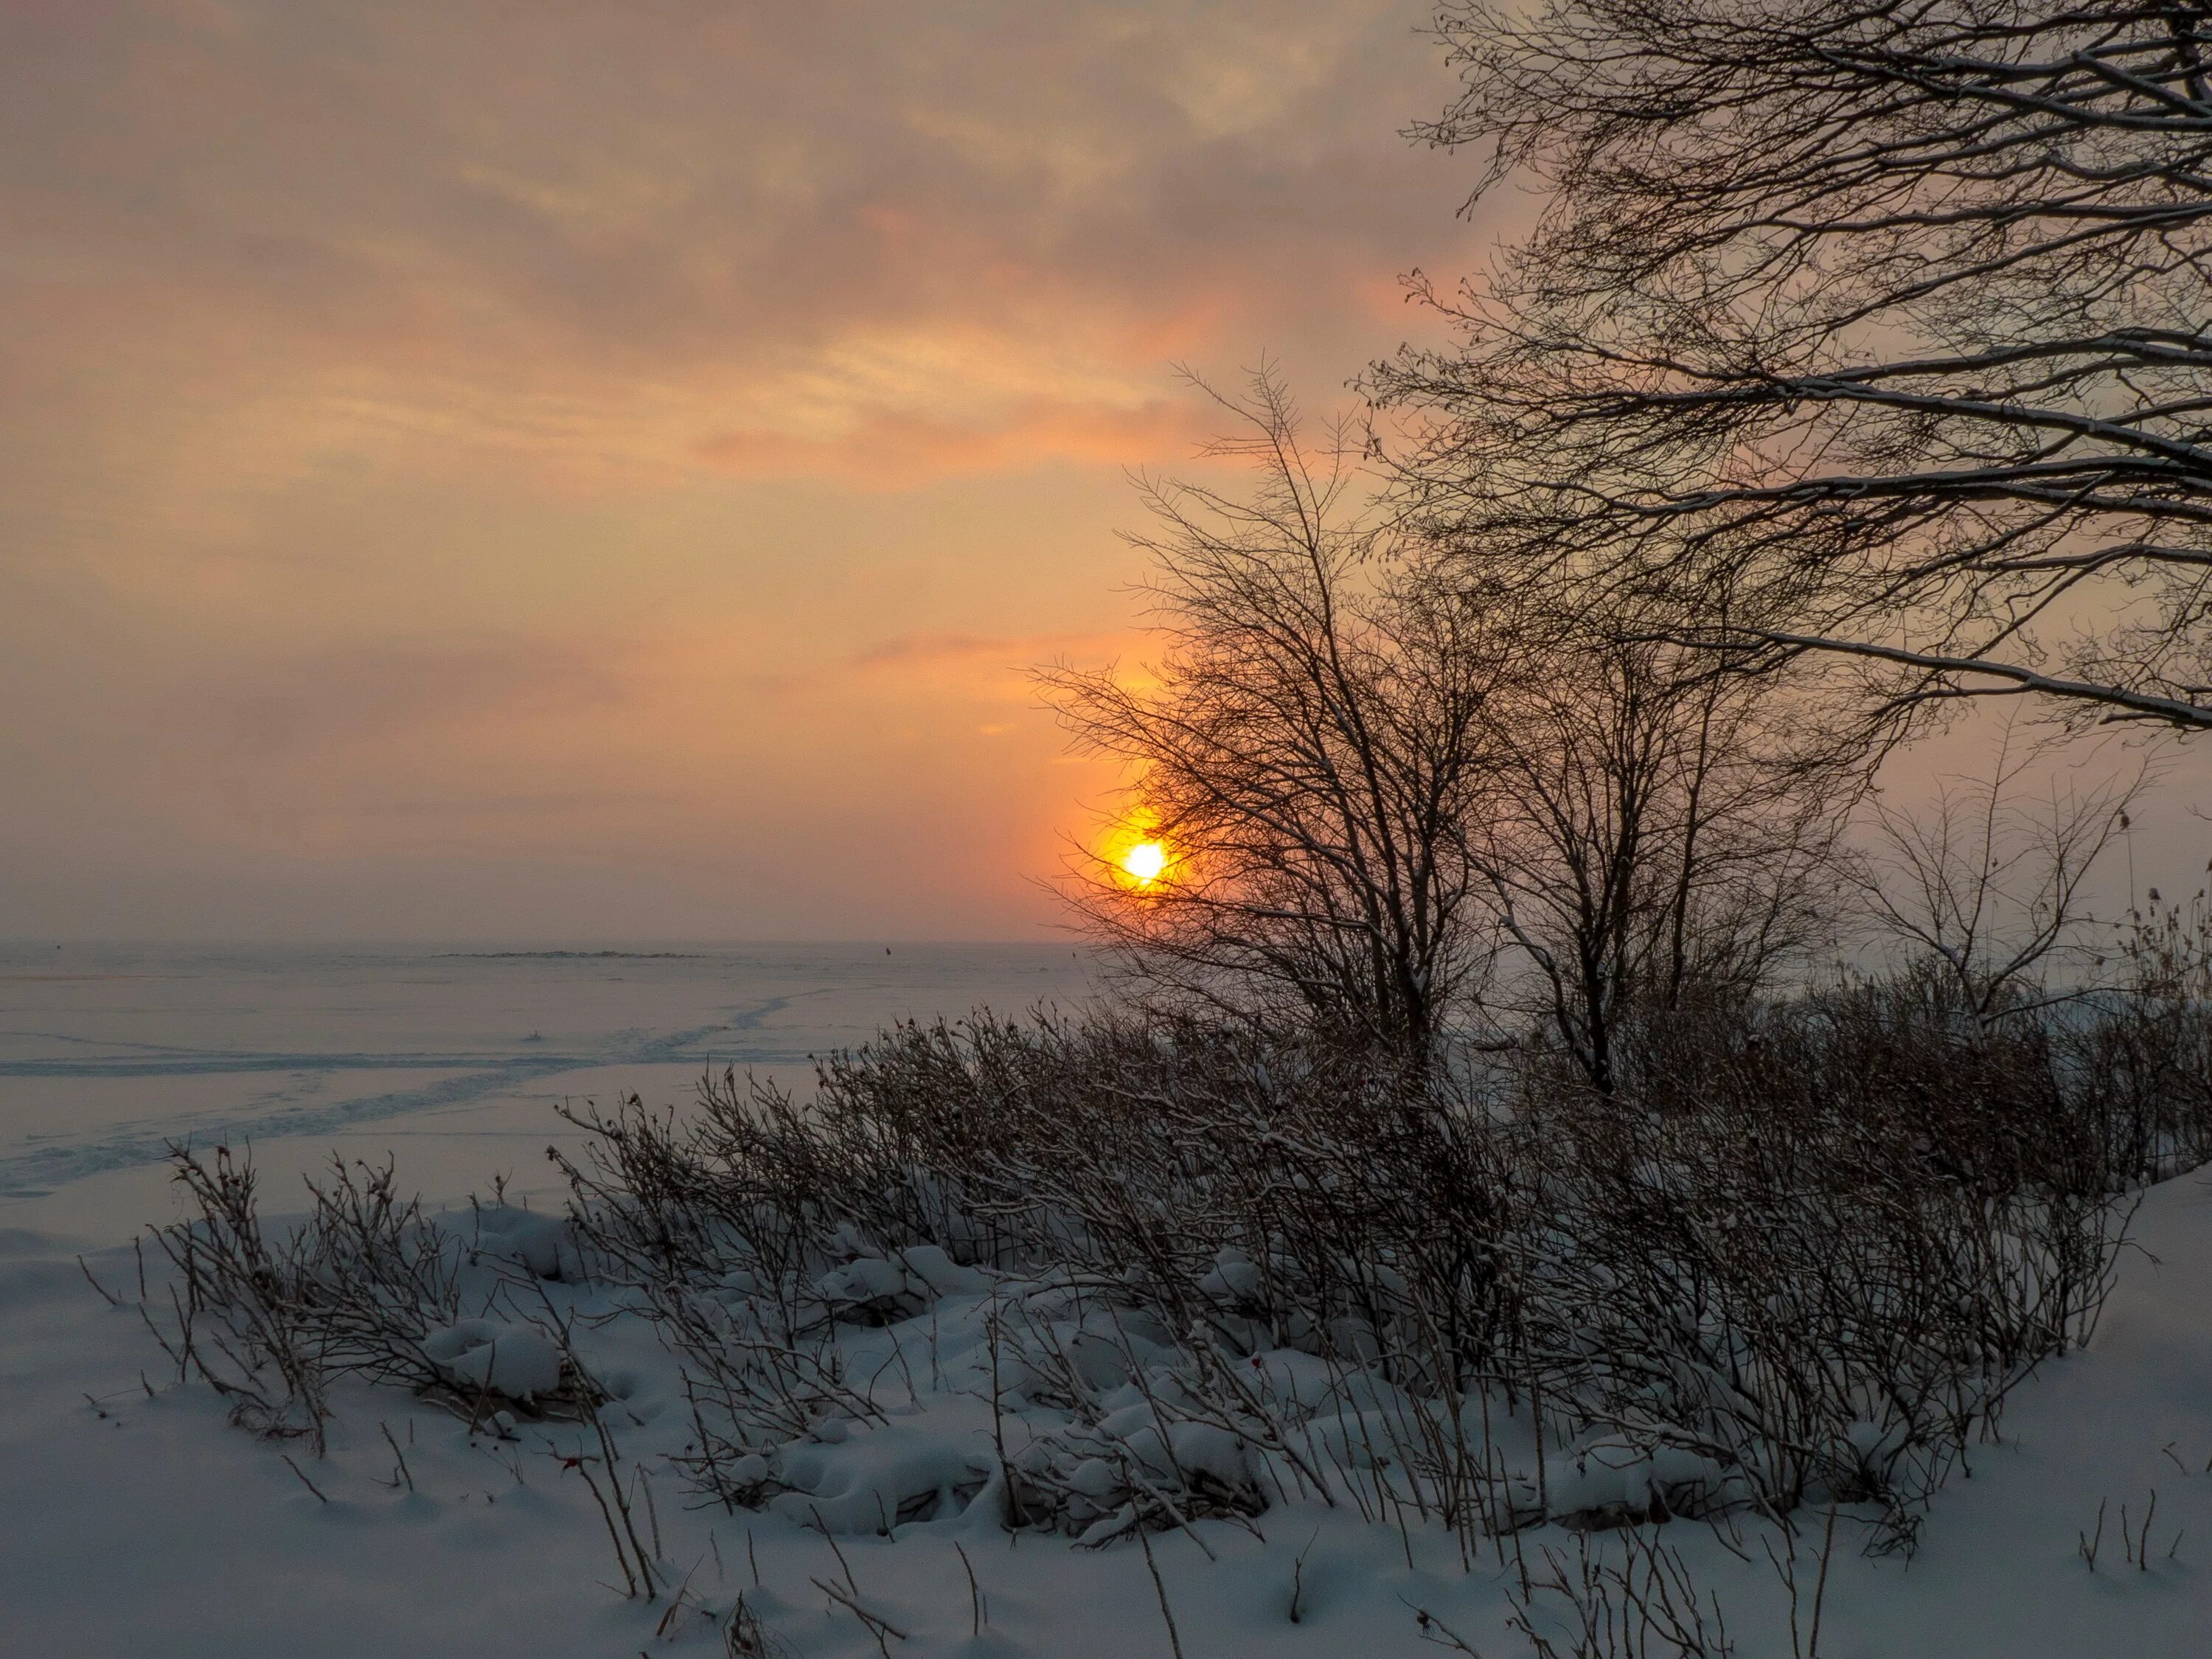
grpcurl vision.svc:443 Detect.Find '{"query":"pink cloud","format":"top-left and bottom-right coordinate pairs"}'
top-left (0, 0), bottom-right (1479, 939)
top-left (694, 397), bottom-right (1216, 485)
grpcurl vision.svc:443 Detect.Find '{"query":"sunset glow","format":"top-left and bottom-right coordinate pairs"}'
top-left (0, 1), bottom-right (1478, 942)
top-left (1119, 839), bottom-right (1168, 886)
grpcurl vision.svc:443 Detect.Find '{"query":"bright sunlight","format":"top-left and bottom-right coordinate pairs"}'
top-left (1119, 839), bottom-right (1168, 885)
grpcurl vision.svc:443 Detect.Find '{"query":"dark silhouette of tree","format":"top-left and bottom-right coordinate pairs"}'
top-left (1044, 370), bottom-right (1860, 1084)
top-left (1040, 369), bottom-right (1506, 1061)
top-left (1477, 628), bottom-right (1857, 1092)
top-left (1380, 0), bottom-right (2212, 731)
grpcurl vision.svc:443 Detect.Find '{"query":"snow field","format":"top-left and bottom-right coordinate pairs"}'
top-left (7, 1169), bottom-right (2212, 1656)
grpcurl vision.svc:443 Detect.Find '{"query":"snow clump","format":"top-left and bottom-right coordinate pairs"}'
top-left (422, 1319), bottom-right (564, 1401)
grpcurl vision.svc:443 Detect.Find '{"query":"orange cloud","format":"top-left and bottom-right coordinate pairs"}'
top-left (694, 397), bottom-right (1215, 486)
top-left (850, 630), bottom-right (1133, 672)
top-left (0, 0), bottom-right (1474, 940)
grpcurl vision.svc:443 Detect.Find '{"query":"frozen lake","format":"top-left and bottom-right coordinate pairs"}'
top-left (0, 942), bottom-right (1099, 1245)
top-left (9, 942), bottom-right (2212, 1659)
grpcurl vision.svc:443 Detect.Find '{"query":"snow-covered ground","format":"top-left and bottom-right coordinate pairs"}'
top-left (4, 945), bottom-right (2211, 1657)
top-left (0, 943), bottom-right (1093, 1243)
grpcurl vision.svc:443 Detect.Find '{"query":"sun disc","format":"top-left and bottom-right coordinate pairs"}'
top-left (1120, 840), bottom-right (1167, 884)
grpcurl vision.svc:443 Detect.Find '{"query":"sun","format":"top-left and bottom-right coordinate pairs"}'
top-left (1119, 839), bottom-right (1168, 886)
top-left (1101, 810), bottom-right (1174, 889)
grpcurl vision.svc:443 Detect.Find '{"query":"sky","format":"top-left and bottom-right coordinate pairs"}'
top-left (0, 0), bottom-right (1483, 942)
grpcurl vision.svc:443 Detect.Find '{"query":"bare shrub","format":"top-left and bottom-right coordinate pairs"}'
top-left (1503, 988), bottom-right (2145, 1547)
top-left (1505, 1527), bottom-right (1733, 1659)
top-left (541, 977), bottom-right (2203, 1562)
top-left (555, 1015), bottom-right (1514, 1529)
top-left (142, 1144), bottom-right (591, 1447)
top-left (131, 956), bottom-right (2211, 1579)
top-left (2079, 887), bottom-right (2212, 1179)
top-left (142, 1145), bottom-right (335, 1447)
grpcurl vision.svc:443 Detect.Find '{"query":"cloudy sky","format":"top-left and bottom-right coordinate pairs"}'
top-left (0, 0), bottom-right (1496, 941)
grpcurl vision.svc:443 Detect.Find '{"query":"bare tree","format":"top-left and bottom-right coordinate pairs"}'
top-left (1038, 368), bottom-right (1507, 1060)
top-left (1379, 0), bottom-right (2212, 732)
top-left (1854, 724), bottom-right (2140, 1032)
top-left (1479, 627), bottom-right (1857, 1092)
top-left (1045, 368), bottom-right (1861, 1079)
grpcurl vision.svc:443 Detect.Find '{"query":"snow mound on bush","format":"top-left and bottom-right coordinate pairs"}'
top-left (1531, 1434), bottom-right (1740, 1526)
top-left (422, 1319), bottom-right (564, 1400)
top-left (461, 1205), bottom-right (578, 1279)
top-left (812, 1244), bottom-right (991, 1319)
top-left (769, 1409), bottom-right (998, 1534)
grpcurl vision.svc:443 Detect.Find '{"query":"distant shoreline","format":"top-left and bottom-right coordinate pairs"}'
top-left (436, 950), bottom-right (705, 960)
